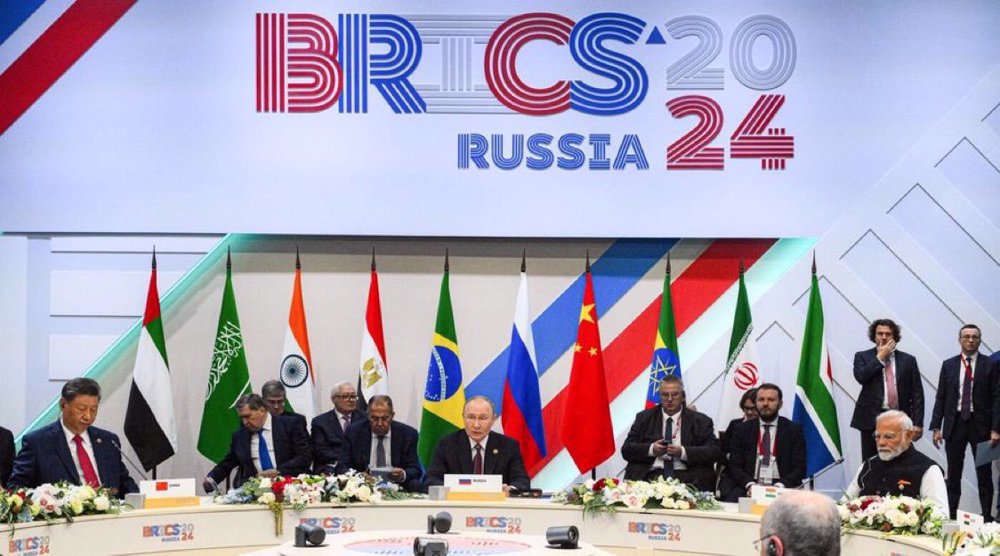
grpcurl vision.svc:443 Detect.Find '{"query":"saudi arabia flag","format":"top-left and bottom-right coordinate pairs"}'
top-left (124, 251), bottom-right (177, 471)
top-left (417, 257), bottom-right (465, 467)
top-left (197, 250), bottom-right (253, 463)
top-left (717, 264), bottom-right (762, 432)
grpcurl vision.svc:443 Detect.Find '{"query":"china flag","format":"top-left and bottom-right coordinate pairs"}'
top-left (560, 261), bottom-right (615, 473)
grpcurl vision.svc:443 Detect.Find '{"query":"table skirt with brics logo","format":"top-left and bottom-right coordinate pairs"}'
top-left (2, 498), bottom-right (944, 556)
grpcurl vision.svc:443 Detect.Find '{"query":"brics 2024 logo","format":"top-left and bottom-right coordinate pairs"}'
top-left (256, 12), bottom-right (796, 171)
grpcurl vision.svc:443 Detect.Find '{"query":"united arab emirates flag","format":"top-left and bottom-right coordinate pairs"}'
top-left (124, 250), bottom-right (178, 470)
top-left (197, 249), bottom-right (253, 463)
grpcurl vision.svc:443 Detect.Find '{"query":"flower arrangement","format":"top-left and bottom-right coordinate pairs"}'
top-left (942, 522), bottom-right (1000, 555)
top-left (214, 471), bottom-right (421, 535)
top-left (552, 477), bottom-right (720, 515)
top-left (837, 495), bottom-right (945, 537)
top-left (2, 483), bottom-right (126, 534)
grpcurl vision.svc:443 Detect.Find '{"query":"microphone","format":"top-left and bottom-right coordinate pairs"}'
top-left (856, 455), bottom-right (879, 492)
top-left (110, 438), bottom-right (150, 482)
top-left (794, 458), bottom-right (845, 489)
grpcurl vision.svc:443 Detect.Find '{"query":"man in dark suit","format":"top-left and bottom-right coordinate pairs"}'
top-left (335, 395), bottom-right (422, 492)
top-left (203, 394), bottom-right (312, 492)
top-left (0, 425), bottom-right (13, 488)
top-left (725, 383), bottom-right (806, 501)
top-left (426, 396), bottom-right (530, 491)
top-left (311, 382), bottom-right (367, 473)
top-left (851, 319), bottom-right (924, 461)
top-left (8, 378), bottom-right (138, 497)
top-left (262, 380), bottom-right (308, 431)
top-left (930, 324), bottom-right (1000, 520)
top-left (717, 388), bottom-right (758, 500)
top-left (622, 375), bottom-right (721, 492)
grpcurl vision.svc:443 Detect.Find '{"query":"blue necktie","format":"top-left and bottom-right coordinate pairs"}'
top-left (258, 430), bottom-right (274, 471)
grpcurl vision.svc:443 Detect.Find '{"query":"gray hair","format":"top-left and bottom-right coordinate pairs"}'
top-left (368, 395), bottom-right (394, 411)
top-left (331, 381), bottom-right (354, 396)
top-left (876, 409), bottom-right (913, 430)
top-left (464, 395), bottom-right (497, 417)
top-left (261, 380), bottom-right (286, 398)
top-left (760, 491), bottom-right (840, 556)
top-left (235, 393), bottom-right (266, 411)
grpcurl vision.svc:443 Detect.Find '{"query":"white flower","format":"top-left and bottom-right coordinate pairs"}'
top-left (92, 495), bottom-right (110, 511)
top-left (355, 485), bottom-right (372, 502)
top-left (258, 492), bottom-right (276, 505)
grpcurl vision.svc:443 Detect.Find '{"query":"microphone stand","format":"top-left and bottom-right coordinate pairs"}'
top-left (802, 459), bottom-right (845, 490)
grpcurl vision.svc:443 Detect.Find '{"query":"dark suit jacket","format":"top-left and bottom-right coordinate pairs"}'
top-left (930, 353), bottom-right (1000, 438)
top-left (8, 421), bottom-right (138, 497)
top-left (621, 406), bottom-right (721, 491)
top-left (425, 430), bottom-right (530, 491)
top-left (311, 409), bottom-right (366, 473)
top-left (207, 414), bottom-right (312, 487)
top-left (726, 417), bottom-right (806, 494)
top-left (334, 420), bottom-right (422, 492)
top-left (851, 348), bottom-right (924, 431)
top-left (1, 425), bottom-right (15, 488)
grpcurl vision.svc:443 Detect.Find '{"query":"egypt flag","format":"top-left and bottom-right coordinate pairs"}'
top-left (418, 253), bottom-right (466, 467)
top-left (501, 257), bottom-right (546, 471)
top-left (792, 257), bottom-right (842, 476)
top-left (717, 262), bottom-right (762, 432)
top-left (124, 250), bottom-right (177, 471)
top-left (358, 251), bottom-right (389, 410)
top-left (279, 251), bottom-right (317, 422)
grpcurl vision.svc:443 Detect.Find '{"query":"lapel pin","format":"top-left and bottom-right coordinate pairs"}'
top-left (96, 438), bottom-right (103, 444)
top-left (492, 448), bottom-right (499, 455)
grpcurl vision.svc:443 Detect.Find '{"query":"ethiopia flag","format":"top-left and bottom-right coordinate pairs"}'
top-left (646, 254), bottom-right (681, 408)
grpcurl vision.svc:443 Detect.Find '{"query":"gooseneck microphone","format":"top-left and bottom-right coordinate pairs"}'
top-left (110, 438), bottom-right (150, 482)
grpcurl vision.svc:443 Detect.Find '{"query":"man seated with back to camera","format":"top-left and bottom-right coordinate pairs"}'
top-left (621, 375), bottom-right (721, 493)
top-left (844, 409), bottom-right (947, 509)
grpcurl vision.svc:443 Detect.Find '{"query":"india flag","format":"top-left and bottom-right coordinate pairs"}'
top-left (279, 250), bottom-right (317, 422)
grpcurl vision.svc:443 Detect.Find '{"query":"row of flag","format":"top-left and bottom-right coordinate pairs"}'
top-left (121, 247), bottom-right (842, 483)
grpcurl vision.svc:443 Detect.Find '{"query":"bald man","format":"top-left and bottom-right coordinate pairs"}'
top-left (757, 491), bottom-right (840, 556)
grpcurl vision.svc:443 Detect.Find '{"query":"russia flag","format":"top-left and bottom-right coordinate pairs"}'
top-left (501, 264), bottom-right (546, 473)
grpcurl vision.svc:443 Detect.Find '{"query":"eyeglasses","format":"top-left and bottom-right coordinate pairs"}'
top-left (369, 415), bottom-right (392, 423)
top-left (752, 536), bottom-right (772, 551)
top-left (335, 394), bottom-right (358, 400)
top-left (660, 392), bottom-right (683, 399)
top-left (872, 432), bottom-right (899, 441)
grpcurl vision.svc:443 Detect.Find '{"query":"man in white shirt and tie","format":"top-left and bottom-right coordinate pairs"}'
top-left (930, 324), bottom-right (1000, 520)
top-left (310, 382), bottom-right (367, 474)
top-left (850, 319), bottom-right (924, 461)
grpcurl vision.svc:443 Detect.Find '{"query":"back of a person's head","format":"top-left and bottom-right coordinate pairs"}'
top-left (760, 492), bottom-right (840, 556)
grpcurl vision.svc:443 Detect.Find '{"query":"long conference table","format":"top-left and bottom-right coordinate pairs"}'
top-left (2, 498), bottom-right (945, 556)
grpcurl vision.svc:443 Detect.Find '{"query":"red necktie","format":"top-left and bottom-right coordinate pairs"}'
top-left (73, 435), bottom-right (100, 487)
top-left (884, 357), bottom-right (898, 409)
top-left (473, 443), bottom-right (483, 475)
top-left (961, 356), bottom-right (973, 420)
